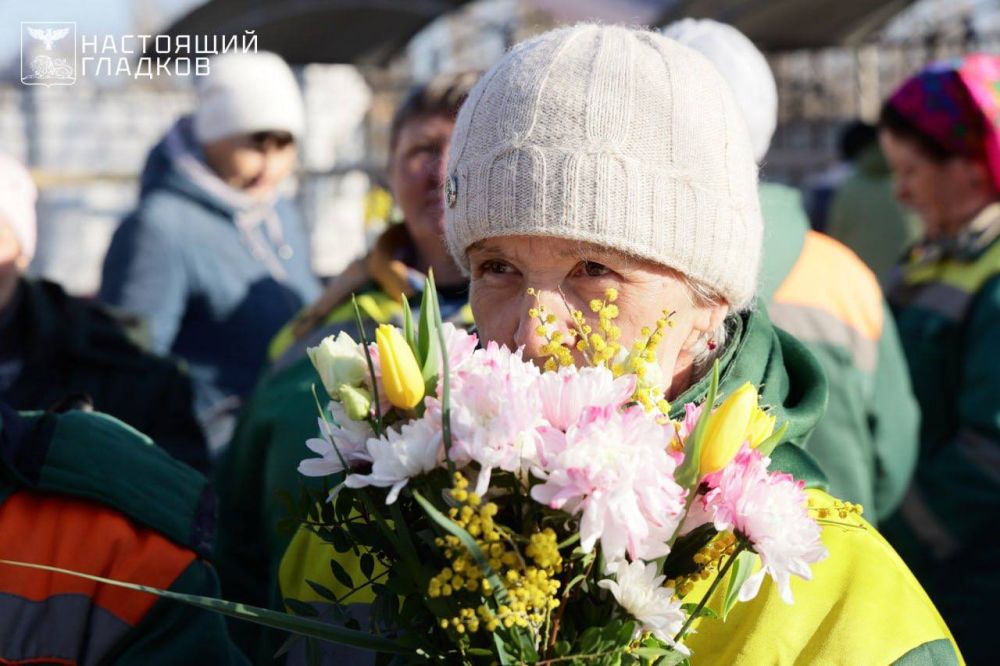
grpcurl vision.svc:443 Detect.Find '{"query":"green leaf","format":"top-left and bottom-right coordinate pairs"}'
top-left (680, 603), bottom-right (717, 620)
top-left (416, 279), bottom-right (434, 364)
top-left (675, 361), bottom-right (721, 488)
top-left (615, 620), bottom-right (636, 645)
top-left (286, 598), bottom-right (321, 617)
top-left (425, 272), bottom-right (455, 473)
top-left (0, 559), bottom-right (408, 654)
top-left (632, 647), bottom-right (676, 658)
top-left (721, 550), bottom-right (757, 620)
top-left (329, 558), bottom-right (354, 590)
top-left (754, 421), bottom-right (789, 458)
top-left (402, 296), bottom-right (417, 359)
top-left (305, 580), bottom-right (339, 604)
top-left (360, 553), bottom-right (375, 579)
top-left (413, 273), bottom-right (443, 393)
top-left (578, 626), bottom-right (602, 653)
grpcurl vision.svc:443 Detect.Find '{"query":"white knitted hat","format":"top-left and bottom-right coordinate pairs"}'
top-left (193, 51), bottom-right (305, 144)
top-left (663, 19), bottom-right (778, 162)
top-left (0, 152), bottom-right (38, 264)
top-left (444, 24), bottom-right (762, 309)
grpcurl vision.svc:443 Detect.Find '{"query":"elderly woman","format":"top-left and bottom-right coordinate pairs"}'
top-left (280, 26), bottom-right (959, 664)
top-left (879, 55), bottom-right (1000, 664)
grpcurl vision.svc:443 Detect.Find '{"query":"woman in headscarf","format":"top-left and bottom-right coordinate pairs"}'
top-left (280, 25), bottom-right (961, 665)
top-left (879, 55), bottom-right (1000, 663)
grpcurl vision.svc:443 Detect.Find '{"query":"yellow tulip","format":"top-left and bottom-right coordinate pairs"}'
top-left (698, 382), bottom-right (772, 476)
top-left (376, 324), bottom-right (425, 410)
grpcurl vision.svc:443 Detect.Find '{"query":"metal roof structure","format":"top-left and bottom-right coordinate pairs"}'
top-left (155, 0), bottom-right (471, 65)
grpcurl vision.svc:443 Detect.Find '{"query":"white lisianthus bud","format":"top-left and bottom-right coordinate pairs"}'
top-left (306, 331), bottom-right (369, 400)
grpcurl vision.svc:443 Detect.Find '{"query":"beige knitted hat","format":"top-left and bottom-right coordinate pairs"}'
top-left (444, 24), bottom-right (762, 308)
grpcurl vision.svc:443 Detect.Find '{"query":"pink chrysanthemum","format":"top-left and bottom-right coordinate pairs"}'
top-left (535, 365), bottom-right (636, 432)
top-left (531, 405), bottom-right (685, 564)
top-left (691, 444), bottom-right (828, 604)
top-left (428, 342), bottom-right (544, 494)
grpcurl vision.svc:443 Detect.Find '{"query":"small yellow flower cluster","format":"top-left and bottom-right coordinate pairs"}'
top-left (429, 473), bottom-right (563, 636)
top-left (428, 474), bottom-right (499, 600)
top-left (615, 311), bottom-right (674, 415)
top-left (808, 496), bottom-right (864, 520)
top-left (573, 288), bottom-right (623, 367)
top-left (527, 288), bottom-right (575, 372)
top-left (666, 531), bottom-right (738, 597)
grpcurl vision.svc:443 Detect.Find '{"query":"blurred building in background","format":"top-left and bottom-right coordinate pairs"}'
top-left (0, 0), bottom-right (997, 295)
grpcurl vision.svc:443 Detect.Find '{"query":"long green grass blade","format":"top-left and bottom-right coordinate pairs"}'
top-left (0, 559), bottom-right (407, 654)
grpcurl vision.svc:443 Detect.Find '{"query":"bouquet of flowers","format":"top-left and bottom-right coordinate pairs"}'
top-left (293, 276), bottom-right (829, 664)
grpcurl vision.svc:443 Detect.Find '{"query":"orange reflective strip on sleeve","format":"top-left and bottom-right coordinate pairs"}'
top-left (772, 231), bottom-right (884, 343)
top-left (0, 490), bottom-right (196, 626)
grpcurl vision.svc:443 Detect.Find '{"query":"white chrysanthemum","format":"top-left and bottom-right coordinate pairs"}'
top-left (344, 416), bottom-right (443, 504)
top-left (298, 404), bottom-right (374, 477)
top-left (598, 560), bottom-right (689, 653)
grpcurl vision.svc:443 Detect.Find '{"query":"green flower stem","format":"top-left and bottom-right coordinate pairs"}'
top-left (352, 295), bottom-right (383, 436)
top-left (673, 543), bottom-right (746, 642)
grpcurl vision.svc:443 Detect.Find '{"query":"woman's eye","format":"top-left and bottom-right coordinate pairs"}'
top-left (580, 261), bottom-right (610, 277)
top-left (480, 260), bottom-right (515, 275)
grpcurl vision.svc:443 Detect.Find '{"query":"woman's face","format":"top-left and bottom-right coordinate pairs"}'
top-left (389, 114), bottom-right (454, 249)
top-left (880, 129), bottom-right (993, 238)
top-left (468, 236), bottom-right (729, 396)
top-left (202, 131), bottom-right (297, 201)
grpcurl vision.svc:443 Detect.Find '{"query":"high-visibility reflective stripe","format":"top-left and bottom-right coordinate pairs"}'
top-left (903, 220), bottom-right (1000, 293)
top-left (772, 231), bottom-right (884, 343)
top-left (0, 592), bottom-right (131, 665)
top-left (769, 302), bottom-right (879, 374)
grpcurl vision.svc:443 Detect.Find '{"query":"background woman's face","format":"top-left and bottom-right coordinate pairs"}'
top-left (468, 236), bottom-right (727, 393)
top-left (389, 114), bottom-right (455, 248)
top-left (880, 129), bottom-right (992, 238)
top-left (202, 131), bottom-right (297, 201)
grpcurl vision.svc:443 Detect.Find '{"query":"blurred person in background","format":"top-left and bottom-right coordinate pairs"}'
top-left (100, 51), bottom-right (321, 456)
top-left (665, 19), bottom-right (920, 527)
top-left (879, 54), bottom-right (1000, 663)
top-left (0, 400), bottom-right (247, 664)
top-left (827, 121), bottom-right (922, 288)
top-left (0, 152), bottom-right (209, 472)
top-left (213, 70), bottom-right (478, 662)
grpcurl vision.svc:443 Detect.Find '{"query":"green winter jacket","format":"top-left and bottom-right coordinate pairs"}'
top-left (884, 202), bottom-right (1000, 664)
top-left (0, 404), bottom-right (246, 664)
top-left (826, 144), bottom-right (922, 289)
top-left (279, 307), bottom-right (959, 665)
top-left (759, 183), bottom-right (920, 524)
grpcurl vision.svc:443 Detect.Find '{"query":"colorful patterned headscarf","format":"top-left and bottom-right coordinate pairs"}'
top-left (887, 54), bottom-right (1000, 189)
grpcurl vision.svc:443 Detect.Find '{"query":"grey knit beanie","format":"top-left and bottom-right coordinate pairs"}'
top-left (444, 24), bottom-right (762, 309)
